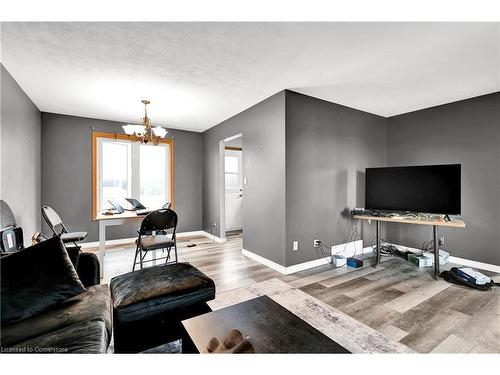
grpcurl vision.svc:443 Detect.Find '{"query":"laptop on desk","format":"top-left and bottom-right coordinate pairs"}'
top-left (108, 199), bottom-right (125, 214)
top-left (125, 198), bottom-right (152, 215)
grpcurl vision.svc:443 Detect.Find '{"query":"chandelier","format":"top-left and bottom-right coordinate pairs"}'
top-left (122, 100), bottom-right (168, 145)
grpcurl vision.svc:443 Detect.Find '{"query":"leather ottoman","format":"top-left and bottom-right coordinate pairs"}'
top-left (110, 263), bottom-right (215, 353)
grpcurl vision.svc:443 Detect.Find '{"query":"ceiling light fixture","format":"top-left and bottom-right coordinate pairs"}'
top-left (122, 100), bottom-right (168, 145)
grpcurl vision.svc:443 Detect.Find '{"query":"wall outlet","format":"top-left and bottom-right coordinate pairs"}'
top-left (438, 236), bottom-right (445, 246)
top-left (293, 241), bottom-right (299, 251)
top-left (313, 239), bottom-right (321, 248)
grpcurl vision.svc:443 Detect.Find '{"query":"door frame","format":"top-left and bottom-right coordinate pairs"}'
top-left (219, 133), bottom-right (242, 240)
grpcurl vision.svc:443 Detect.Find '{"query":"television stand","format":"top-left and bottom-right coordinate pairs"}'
top-left (353, 215), bottom-right (466, 278)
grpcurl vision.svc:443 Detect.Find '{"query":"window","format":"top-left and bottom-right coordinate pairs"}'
top-left (225, 155), bottom-right (239, 190)
top-left (140, 144), bottom-right (169, 209)
top-left (92, 132), bottom-right (173, 219)
top-left (100, 140), bottom-right (132, 207)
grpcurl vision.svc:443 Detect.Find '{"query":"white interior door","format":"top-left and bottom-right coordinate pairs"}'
top-left (224, 149), bottom-right (243, 231)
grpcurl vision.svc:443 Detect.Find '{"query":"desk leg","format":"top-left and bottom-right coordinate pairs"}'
top-left (433, 225), bottom-right (440, 279)
top-left (98, 220), bottom-right (105, 278)
top-left (375, 220), bottom-right (381, 266)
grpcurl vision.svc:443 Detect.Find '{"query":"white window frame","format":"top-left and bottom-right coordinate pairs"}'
top-left (96, 137), bottom-right (133, 211)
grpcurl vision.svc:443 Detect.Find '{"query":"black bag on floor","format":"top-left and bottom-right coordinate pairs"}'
top-left (440, 267), bottom-right (499, 291)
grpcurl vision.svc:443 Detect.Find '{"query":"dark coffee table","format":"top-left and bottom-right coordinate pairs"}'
top-left (181, 295), bottom-right (350, 353)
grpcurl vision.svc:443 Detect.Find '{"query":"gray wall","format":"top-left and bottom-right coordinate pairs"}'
top-left (285, 91), bottom-right (388, 266)
top-left (202, 91), bottom-right (286, 265)
top-left (41, 113), bottom-right (203, 242)
top-left (386, 93), bottom-right (500, 266)
top-left (1, 64), bottom-right (41, 246)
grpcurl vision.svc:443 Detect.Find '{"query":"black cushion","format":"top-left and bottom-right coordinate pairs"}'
top-left (10, 320), bottom-right (109, 354)
top-left (136, 234), bottom-right (174, 250)
top-left (1, 236), bottom-right (86, 325)
top-left (1, 284), bottom-right (111, 347)
top-left (76, 252), bottom-right (101, 287)
top-left (110, 263), bottom-right (215, 323)
top-left (64, 245), bottom-right (81, 267)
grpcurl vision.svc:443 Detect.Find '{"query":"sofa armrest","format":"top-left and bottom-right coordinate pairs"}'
top-left (77, 252), bottom-right (100, 287)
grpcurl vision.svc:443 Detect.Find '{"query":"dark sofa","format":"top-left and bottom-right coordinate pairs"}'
top-left (1, 237), bottom-right (111, 354)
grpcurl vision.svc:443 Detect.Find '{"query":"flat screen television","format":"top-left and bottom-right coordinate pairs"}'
top-left (365, 164), bottom-right (461, 215)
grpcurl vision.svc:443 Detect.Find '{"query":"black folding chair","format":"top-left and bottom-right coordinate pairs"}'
top-left (41, 205), bottom-right (87, 247)
top-left (133, 208), bottom-right (178, 270)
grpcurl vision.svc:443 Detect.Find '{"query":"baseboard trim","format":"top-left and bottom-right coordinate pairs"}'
top-left (200, 231), bottom-right (226, 243)
top-left (242, 249), bottom-right (289, 274)
top-left (80, 230), bottom-right (211, 249)
top-left (447, 256), bottom-right (500, 273)
top-left (242, 240), bottom-right (366, 275)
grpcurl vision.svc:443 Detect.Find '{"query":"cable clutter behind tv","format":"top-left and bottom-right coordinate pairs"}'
top-left (352, 212), bottom-right (465, 278)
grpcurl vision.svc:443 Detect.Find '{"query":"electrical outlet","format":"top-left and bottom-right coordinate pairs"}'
top-left (293, 241), bottom-right (299, 251)
top-left (313, 239), bottom-right (321, 248)
top-left (438, 236), bottom-right (445, 246)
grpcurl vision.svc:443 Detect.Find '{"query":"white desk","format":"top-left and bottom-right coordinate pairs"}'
top-left (95, 211), bottom-right (145, 276)
top-left (353, 215), bottom-right (466, 278)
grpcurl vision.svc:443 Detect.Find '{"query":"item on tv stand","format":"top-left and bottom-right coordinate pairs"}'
top-left (365, 164), bottom-right (461, 215)
top-left (346, 257), bottom-right (363, 268)
top-left (350, 208), bottom-right (377, 216)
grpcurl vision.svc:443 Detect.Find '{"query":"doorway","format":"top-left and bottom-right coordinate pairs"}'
top-left (221, 134), bottom-right (243, 237)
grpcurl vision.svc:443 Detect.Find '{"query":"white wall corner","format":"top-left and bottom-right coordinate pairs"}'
top-left (201, 230), bottom-right (227, 243)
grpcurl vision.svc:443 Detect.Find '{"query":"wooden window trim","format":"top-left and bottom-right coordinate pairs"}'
top-left (225, 146), bottom-right (242, 151)
top-left (92, 131), bottom-right (174, 221)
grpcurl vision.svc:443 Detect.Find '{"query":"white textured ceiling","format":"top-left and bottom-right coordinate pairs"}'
top-left (1, 22), bottom-right (499, 132)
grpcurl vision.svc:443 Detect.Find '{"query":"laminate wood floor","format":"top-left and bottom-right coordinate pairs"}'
top-left (85, 234), bottom-right (500, 353)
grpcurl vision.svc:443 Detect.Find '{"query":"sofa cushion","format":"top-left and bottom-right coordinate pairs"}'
top-left (1, 284), bottom-right (111, 347)
top-left (1, 236), bottom-right (86, 325)
top-left (9, 320), bottom-right (109, 354)
top-left (110, 263), bottom-right (215, 322)
top-left (76, 252), bottom-right (101, 287)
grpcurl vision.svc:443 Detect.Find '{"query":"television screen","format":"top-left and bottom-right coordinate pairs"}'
top-left (365, 164), bottom-right (461, 215)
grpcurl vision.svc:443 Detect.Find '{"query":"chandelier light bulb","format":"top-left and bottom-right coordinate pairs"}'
top-left (122, 100), bottom-right (168, 144)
